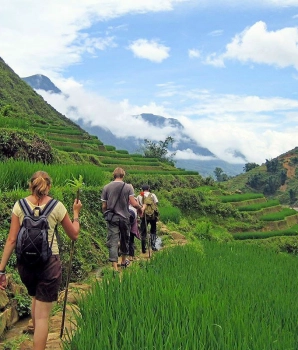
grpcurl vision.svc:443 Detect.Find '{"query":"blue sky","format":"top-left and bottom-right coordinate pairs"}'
top-left (1, 0), bottom-right (298, 165)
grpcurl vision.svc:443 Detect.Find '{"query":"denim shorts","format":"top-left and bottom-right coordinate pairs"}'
top-left (17, 255), bottom-right (62, 302)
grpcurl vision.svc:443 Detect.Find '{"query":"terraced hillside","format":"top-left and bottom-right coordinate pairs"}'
top-left (220, 193), bottom-right (298, 240)
top-left (0, 57), bottom-right (197, 175)
top-left (224, 147), bottom-right (298, 206)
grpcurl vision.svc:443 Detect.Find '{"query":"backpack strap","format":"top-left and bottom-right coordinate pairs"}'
top-left (19, 198), bottom-right (58, 217)
top-left (19, 198), bottom-right (34, 216)
top-left (39, 199), bottom-right (59, 248)
top-left (41, 199), bottom-right (59, 216)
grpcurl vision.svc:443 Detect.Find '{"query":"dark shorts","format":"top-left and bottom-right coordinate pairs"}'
top-left (17, 255), bottom-right (62, 302)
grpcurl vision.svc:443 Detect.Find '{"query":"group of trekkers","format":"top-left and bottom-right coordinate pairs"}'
top-left (101, 167), bottom-right (159, 272)
top-left (0, 166), bottom-right (158, 349)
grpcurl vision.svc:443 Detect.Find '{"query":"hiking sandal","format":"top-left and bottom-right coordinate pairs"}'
top-left (120, 259), bottom-right (131, 268)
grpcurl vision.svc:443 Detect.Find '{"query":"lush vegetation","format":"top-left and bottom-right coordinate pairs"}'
top-left (66, 242), bottom-right (298, 349)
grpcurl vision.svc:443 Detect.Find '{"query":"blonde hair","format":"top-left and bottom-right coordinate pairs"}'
top-left (28, 171), bottom-right (52, 199)
top-left (113, 167), bottom-right (125, 179)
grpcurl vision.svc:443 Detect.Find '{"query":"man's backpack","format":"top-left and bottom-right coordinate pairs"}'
top-left (15, 198), bottom-right (58, 266)
top-left (143, 193), bottom-right (158, 220)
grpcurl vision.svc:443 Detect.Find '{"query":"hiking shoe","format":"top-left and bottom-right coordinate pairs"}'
top-left (120, 259), bottom-right (130, 268)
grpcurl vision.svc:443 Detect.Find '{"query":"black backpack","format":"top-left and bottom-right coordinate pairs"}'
top-left (15, 198), bottom-right (58, 266)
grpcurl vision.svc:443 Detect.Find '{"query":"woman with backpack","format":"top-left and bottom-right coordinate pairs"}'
top-left (0, 170), bottom-right (82, 350)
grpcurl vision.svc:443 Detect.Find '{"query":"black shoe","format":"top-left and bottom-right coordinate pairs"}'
top-left (141, 241), bottom-right (146, 253)
top-left (152, 246), bottom-right (158, 251)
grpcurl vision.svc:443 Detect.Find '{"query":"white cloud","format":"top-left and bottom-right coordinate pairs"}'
top-left (188, 49), bottom-right (200, 58)
top-left (0, 0), bottom-right (182, 76)
top-left (207, 21), bottom-right (298, 69)
top-left (208, 30), bottom-right (223, 37)
top-left (174, 149), bottom-right (216, 160)
top-left (128, 39), bottom-right (170, 62)
top-left (204, 53), bottom-right (225, 67)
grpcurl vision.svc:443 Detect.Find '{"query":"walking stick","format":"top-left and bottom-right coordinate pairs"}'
top-left (60, 176), bottom-right (83, 338)
top-left (60, 239), bottom-right (75, 338)
top-left (145, 213), bottom-right (151, 259)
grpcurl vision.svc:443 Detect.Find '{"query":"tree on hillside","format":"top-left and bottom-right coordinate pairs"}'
top-left (289, 189), bottom-right (297, 208)
top-left (141, 136), bottom-right (176, 165)
top-left (265, 158), bottom-right (279, 173)
top-left (213, 167), bottom-right (230, 182)
top-left (243, 162), bottom-right (259, 172)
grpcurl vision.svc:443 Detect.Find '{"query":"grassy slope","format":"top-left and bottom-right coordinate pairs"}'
top-left (224, 149), bottom-right (298, 206)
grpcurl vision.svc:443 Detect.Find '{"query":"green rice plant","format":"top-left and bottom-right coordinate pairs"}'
top-left (33, 126), bottom-right (83, 135)
top-left (101, 159), bottom-right (160, 166)
top-left (0, 160), bottom-right (107, 190)
top-left (105, 145), bottom-right (116, 151)
top-left (0, 116), bottom-right (29, 129)
top-left (220, 193), bottom-right (264, 203)
top-left (233, 225), bottom-right (298, 240)
top-left (260, 208), bottom-right (297, 221)
top-left (158, 206), bottom-right (181, 224)
top-left (66, 242), bottom-right (298, 349)
top-left (238, 199), bottom-right (280, 211)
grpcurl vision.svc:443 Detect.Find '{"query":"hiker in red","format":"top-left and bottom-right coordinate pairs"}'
top-left (137, 185), bottom-right (159, 253)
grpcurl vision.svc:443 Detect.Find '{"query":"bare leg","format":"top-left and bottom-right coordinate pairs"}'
top-left (33, 299), bottom-right (53, 350)
top-left (112, 261), bottom-right (118, 271)
top-left (121, 255), bottom-right (127, 264)
top-left (31, 297), bottom-right (36, 329)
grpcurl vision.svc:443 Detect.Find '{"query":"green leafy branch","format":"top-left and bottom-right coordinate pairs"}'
top-left (66, 174), bottom-right (84, 201)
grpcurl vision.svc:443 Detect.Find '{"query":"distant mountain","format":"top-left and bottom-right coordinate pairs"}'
top-left (22, 74), bottom-right (61, 93)
top-left (23, 74), bottom-right (245, 177)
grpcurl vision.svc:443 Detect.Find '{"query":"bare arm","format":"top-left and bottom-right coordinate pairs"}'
top-left (61, 199), bottom-right (82, 241)
top-left (0, 213), bottom-right (20, 289)
top-left (129, 196), bottom-right (144, 216)
top-left (102, 201), bottom-right (107, 213)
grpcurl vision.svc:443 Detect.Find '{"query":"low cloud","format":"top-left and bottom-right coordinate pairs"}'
top-left (174, 149), bottom-right (216, 161)
top-left (38, 79), bottom-right (298, 165)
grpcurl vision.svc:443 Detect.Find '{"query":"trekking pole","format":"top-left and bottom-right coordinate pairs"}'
top-left (145, 213), bottom-right (151, 259)
top-left (60, 239), bottom-right (75, 338)
top-left (60, 175), bottom-right (84, 338)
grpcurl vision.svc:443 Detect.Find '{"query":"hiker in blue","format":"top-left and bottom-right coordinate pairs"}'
top-left (101, 167), bottom-right (144, 272)
top-left (137, 185), bottom-right (159, 253)
top-left (0, 171), bottom-right (82, 350)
